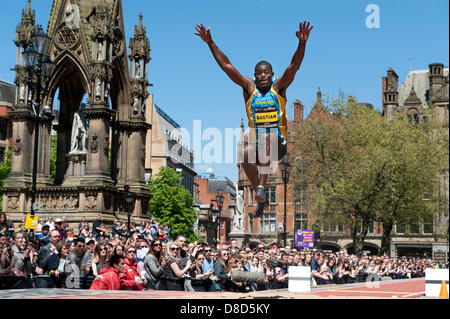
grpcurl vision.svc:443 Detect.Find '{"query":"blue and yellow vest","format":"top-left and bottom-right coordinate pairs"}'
top-left (245, 81), bottom-right (287, 142)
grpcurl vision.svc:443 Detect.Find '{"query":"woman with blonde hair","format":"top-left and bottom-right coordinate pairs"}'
top-left (91, 243), bottom-right (109, 276)
top-left (162, 241), bottom-right (192, 291)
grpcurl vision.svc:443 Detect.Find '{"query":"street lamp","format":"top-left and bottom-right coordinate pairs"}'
top-left (22, 25), bottom-right (56, 217)
top-left (312, 222), bottom-right (320, 248)
top-left (123, 185), bottom-right (134, 238)
top-left (280, 153), bottom-right (291, 247)
top-left (210, 190), bottom-right (224, 246)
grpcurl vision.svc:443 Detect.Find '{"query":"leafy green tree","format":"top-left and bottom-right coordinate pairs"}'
top-left (147, 166), bottom-right (202, 243)
top-left (293, 93), bottom-right (448, 256)
top-left (0, 146), bottom-right (12, 211)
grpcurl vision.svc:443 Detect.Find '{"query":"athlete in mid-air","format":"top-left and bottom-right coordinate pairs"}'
top-left (195, 20), bottom-right (313, 216)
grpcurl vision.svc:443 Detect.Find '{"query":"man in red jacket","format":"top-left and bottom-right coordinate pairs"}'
top-left (90, 254), bottom-right (125, 290)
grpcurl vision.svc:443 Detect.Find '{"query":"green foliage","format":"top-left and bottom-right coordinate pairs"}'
top-left (0, 146), bottom-right (12, 212)
top-left (293, 92), bottom-right (449, 256)
top-left (50, 135), bottom-right (57, 181)
top-left (147, 166), bottom-right (202, 243)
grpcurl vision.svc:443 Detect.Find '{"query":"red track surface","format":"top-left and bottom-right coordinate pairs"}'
top-left (45, 279), bottom-right (426, 299)
top-left (303, 279), bottom-right (425, 299)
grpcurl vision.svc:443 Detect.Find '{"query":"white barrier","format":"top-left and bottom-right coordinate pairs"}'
top-left (288, 266), bottom-right (311, 292)
top-left (425, 268), bottom-right (449, 297)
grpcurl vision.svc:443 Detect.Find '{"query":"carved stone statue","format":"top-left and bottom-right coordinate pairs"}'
top-left (132, 96), bottom-right (140, 114)
top-left (232, 190), bottom-right (245, 232)
top-left (69, 107), bottom-right (88, 154)
top-left (97, 41), bottom-right (105, 61)
top-left (19, 85), bottom-right (26, 102)
top-left (135, 61), bottom-right (141, 78)
top-left (95, 79), bottom-right (102, 101)
top-left (90, 134), bottom-right (99, 153)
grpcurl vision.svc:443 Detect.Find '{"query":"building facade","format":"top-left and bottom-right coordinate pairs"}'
top-left (195, 171), bottom-right (236, 246)
top-left (144, 93), bottom-right (197, 195)
top-left (0, 80), bottom-right (15, 162)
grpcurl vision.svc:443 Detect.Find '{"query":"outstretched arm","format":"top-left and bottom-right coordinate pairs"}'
top-left (195, 24), bottom-right (253, 92)
top-left (274, 20), bottom-right (314, 96)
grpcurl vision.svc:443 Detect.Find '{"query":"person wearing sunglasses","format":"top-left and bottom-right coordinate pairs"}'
top-left (144, 240), bottom-right (170, 290)
top-left (92, 244), bottom-right (109, 276)
top-left (213, 248), bottom-right (235, 292)
top-left (120, 245), bottom-right (147, 290)
top-left (162, 242), bottom-right (193, 291)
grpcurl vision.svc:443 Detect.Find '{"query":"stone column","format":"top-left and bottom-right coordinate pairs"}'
top-left (82, 106), bottom-right (115, 187)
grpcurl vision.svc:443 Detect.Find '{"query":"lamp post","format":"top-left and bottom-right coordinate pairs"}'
top-left (312, 222), bottom-right (320, 248)
top-left (22, 25), bottom-right (56, 217)
top-left (210, 190), bottom-right (224, 246)
top-left (280, 153), bottom-right (291, 247)
top-left (124, 185), bottom-right (134, 238)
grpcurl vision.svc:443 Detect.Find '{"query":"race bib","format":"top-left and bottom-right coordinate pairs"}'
top-left (254, 107), bottom-right (278, 128)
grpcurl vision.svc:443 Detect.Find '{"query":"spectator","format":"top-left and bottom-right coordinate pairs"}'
top-left (54, 218), bottom-right (66, 241)
top-left (120, 245), bottom-right (146, 291)
top-left (189, 251), bottom-right (215, 292)
top-left (45, 216), bottom-right (55, 231)
top-left (90, 254), bottom-right (125, 290)
top-left (164, 223), bottom-right (171, 242)
top-left (163, 242), bottom-right (192, 291)
top-left (67, 237), bottom-right (92, 287)
top-left (78, 217), bottom-right (90, 234)
top-left (47, 240), bottom-right (71, 288)
top-left (92, 244), bottom-right (109, 276)
top-left (79, 224), bottom-right (89, 240)
top-left (144, 239), bottom-right (169, 290)
top-left (37, 225), bottom-right (50, 245)
top-left (0, 234), bottom-right (15, 275)
top-left (213, 248), bottom-right (235, 292)
top-left (92, 215), bottom-right (107, 241)
top-left (61, 217), bottom-right (69, 233)
top-left (0, 213), bottom-right (10, 237)
top-left (202, 246), bottom-right (215, 275)
top-left (38, 229), bottom-right (61, 274)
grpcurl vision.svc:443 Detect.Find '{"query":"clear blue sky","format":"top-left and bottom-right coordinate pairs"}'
top-left (1, 0), bottom-right (448, 182)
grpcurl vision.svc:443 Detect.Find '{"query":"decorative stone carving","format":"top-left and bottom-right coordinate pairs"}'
top-left (38, 194), bottom-right (79, 210)
top-left (55, 24), bottom-right (80, 49)
top-left (132, 97), bottom-right (140, 115)
top-left (7, 197), bottom-right (20, 211)
top-left (13, 136), bottom-right (22, 155)
top-left (90, 134), bottom-right (99, 153)
top-left (85, 195), bottom-right (97, 209)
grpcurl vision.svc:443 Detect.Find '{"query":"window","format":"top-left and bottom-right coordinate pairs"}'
top-left (368, 221), bottom-right (375, 234)
top-left (0, 147), bottom-right (4, 162)
top-left (248, 186), bottom-right (254, 205)
top-left (268, 186), bottom-right (276, 204)
top-left (260, 213), bottom-right (276, 233)
top-left (423, 216), bottom-right (433, 234)
top-left (249, 215), bottom-right (254, 233)
top-left (409, 222), bottom-right (420, 234)
top-left (294, 212), bottom-right (308, 231)
top-left (396, 223), bottom-right (406, 234)
top-left (0, 119), bottom-right (7, 140)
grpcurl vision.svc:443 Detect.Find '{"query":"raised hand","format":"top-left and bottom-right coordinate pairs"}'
top-left (194, 23), bottom-right (212, 44)
top-left (296, 20), bottom-right (313, 43)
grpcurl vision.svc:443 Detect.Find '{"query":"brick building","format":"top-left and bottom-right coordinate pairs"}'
top-left (0, 80), bottom-right (15, 162)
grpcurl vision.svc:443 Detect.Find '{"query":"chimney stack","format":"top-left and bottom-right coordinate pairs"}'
top-left (293, 99), bottom-right (304, 122)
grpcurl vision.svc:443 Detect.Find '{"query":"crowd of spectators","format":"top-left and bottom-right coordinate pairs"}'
top-left (0, 212), bottom-right (448, 291)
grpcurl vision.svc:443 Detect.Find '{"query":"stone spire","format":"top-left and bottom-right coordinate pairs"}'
top-left (15, 0), bottom-right (37, 48)
top-left (129, 13), bottom-right (150, 62)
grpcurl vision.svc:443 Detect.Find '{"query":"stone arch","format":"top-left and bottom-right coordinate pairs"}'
top-left (318, 241), bottom-right (342, 253)
top-left (344, 242), bottom-right (380, 256)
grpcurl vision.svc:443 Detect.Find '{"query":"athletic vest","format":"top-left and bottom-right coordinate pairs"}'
top-left (245, 82), bottom-right (287, 142)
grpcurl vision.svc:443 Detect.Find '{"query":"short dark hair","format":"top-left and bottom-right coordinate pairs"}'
top-left (73, 237), bottom-right (85, 246)
top-left (109, 254), bottom-right (124, 267)
top-left (255, 61), bottom-right (273, 72)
